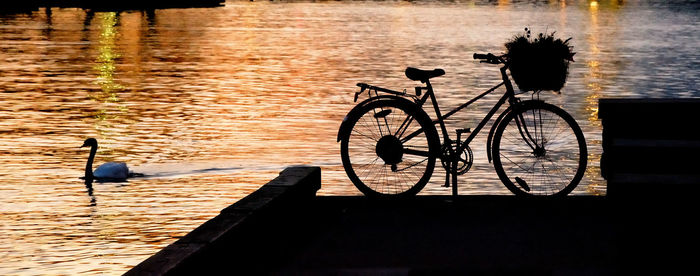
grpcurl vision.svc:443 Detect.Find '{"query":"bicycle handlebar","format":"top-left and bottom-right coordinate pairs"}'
top-left (473, 53), bottom-right (504, 64)
top-left (473, 53), bottom-right (491, 60)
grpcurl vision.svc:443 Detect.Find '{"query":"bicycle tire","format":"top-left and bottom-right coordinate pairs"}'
top-left (492, 101), bottom-right (587, 196)
top-left (340, 98), bottom-right (439, 197)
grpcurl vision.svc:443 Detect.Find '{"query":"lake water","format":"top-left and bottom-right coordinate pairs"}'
top-left (1, 0), bottom-right (698, 274)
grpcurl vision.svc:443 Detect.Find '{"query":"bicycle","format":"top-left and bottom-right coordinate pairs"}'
top-left (337, 53), bottom-right (587, 197)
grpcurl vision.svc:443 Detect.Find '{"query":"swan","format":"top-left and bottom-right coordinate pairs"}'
top-left (81, 138), bottom-right (138, 181)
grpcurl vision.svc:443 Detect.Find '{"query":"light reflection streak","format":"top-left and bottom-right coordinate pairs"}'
top-left (94, 12), bottom-right (124, 97)
top-left (584, 1), bottom-right (601, 127)
top-left (497, 0), bottom-right (510, 10)
top-left (91, 12), bottom-right (129, 150)
top-left (583, 0), bottom-right (613, 195)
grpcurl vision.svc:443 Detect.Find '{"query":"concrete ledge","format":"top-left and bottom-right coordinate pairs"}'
top-left (124, 166), bottom-right (321, 276)
top-left (124, 168), bottom-right (697, 274)
top-left (599, 98), bottom-right (700, 197)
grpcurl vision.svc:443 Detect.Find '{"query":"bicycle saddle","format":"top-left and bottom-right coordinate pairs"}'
top-left (405, 67), bottom-right (445, 82)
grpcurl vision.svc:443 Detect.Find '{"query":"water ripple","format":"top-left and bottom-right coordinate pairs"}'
top-left (0, 1), bottom-right (698, 274)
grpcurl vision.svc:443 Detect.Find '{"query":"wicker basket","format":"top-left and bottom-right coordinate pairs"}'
top-left (505, 30), bottom-right (574, 92)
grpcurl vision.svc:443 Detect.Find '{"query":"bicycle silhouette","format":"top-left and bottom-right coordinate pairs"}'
top-left (338, 53), bottom-right (587, 197)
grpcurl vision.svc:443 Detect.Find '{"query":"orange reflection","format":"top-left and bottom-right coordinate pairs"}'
top-left (0, 2), bottom-right (640, 273)
top-left (584, 1), bottom-right (601, 127)
top-left (583, 0), bottom-right (624, 195)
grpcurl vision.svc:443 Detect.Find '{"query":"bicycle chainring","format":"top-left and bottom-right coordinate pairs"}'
top-left (440, 142), bottom-right (473, 175)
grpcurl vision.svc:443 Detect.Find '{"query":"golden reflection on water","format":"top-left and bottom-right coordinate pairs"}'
top-left (585, 0), bottom-right (602, 126)
top-left (590, 0), bottom-right (599, 8)
top-left (580, 0), bottom-right (626, 195)
top-left (95, 13), bottom-right (123, 95)
top-left (1, 1), bottom-right (698, 274)
top-left (582, 0), bottom-right (604, 195)
top-left (92, 12), bottom-right (129, 145)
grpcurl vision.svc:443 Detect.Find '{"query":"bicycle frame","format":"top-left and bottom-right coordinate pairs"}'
top-left (341, 61), bottom-right (547, 196)
top-left (340, 53), bottom-right (587, 197)
top-left (402, 65), bottom-right (518, 157)
top-left (392, 64), bottom-right (532, 195)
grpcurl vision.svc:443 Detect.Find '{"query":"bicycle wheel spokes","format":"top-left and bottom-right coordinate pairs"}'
top-left (495, 104), bottom-right (585, 196)
top-left (342, 99), bottom-right (437, 196)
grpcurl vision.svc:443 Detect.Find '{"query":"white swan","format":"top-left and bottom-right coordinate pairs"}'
top-left (81, 138), bottom-right (136, 181)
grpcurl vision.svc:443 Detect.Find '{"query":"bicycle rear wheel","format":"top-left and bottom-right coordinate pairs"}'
top-left (340, 99), bottom-right (439, 197)
top-left (492, 101), bottom-right (587, 196)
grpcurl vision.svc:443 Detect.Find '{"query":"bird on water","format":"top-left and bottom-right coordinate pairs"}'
top-left (81, 138), bottom-right (141, 181)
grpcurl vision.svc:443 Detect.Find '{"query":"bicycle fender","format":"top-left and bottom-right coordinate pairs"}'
top-left (337, 95), bottom-right (414, 142)
top-left (486, 100), bottom-right (544, 162)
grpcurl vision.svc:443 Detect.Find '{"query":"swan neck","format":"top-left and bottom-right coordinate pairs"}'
top-left (85, 143), bottom-right (97, 179)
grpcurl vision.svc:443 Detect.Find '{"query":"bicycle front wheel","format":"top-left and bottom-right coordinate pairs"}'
top-left (340, 99), bottom-right (439, 197)
top-left (493, 101), bottom-right (587, 196)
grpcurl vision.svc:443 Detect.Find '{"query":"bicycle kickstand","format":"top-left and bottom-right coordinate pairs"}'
top-left (451, 156), bottom-right (459, 197)
top-left (444, 170), bottom-right (450, 188)
top-left (443, 147), bottom-right (460, 197)
top-left (443, 163), bottom-right (459, 196)
top-left (450, 129), bottom-right (468, 197)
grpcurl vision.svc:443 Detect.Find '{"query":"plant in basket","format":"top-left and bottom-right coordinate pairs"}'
top-left (505, 28), bottom-right (575, 92)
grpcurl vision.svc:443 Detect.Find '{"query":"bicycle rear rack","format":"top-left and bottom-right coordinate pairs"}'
top-left (355, 83), bottom-right (419, 102)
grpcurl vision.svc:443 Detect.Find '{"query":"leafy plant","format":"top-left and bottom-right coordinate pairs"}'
top-left (505, 28), bottom-right (575, 92)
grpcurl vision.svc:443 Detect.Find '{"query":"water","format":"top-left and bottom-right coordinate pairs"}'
top-left (1, 0), bottom-right (698, 274)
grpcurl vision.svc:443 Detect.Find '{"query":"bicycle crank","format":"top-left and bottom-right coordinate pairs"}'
top-left (440, 142), bottom-right (473, 175)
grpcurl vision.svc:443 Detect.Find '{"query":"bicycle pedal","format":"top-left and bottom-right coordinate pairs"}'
top-left (515, 177), bottom-right (531, 192)
top-left (456, 128), bottom-right (471, 134)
